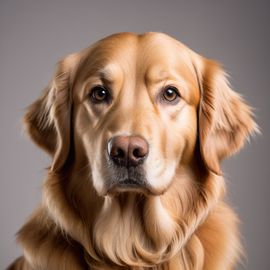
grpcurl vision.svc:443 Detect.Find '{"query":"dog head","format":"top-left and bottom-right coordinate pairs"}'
top-left (24, 32), bottom-right (257, 266)
top-left (24, 32), bottom-right (256, 195)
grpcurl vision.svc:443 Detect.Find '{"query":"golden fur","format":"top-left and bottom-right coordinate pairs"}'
top-left (8, 32), bottom-right (257, 270)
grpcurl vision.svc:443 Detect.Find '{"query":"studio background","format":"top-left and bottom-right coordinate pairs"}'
top-left (1, 1), bottom-right (269, 269)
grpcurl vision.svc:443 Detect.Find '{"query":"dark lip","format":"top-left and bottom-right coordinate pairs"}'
top-left (119, 178), bottom-right (142, 186)
top-left (106, 178), bottom-right (154, 195)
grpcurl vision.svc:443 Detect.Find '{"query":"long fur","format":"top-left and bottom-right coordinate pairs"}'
top-left (7, 32), bottom-right (257, 270)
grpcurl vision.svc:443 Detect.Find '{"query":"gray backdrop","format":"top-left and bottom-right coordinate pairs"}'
top-left (1, 1), bottom-right (269, 269)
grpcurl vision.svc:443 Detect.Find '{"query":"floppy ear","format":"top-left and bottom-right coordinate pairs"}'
top-left (197, 59), bottom-right (258, 175)
top-left (24, 53), bottom-right (80, 172)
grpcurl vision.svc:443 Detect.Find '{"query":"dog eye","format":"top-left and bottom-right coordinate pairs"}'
top-left (162, 86), bottom-right (180, 102)
top-left (90, 86), bottom-right (111, 104)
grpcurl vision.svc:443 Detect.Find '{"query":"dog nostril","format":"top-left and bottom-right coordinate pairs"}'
top-left (116, 148), bottom-right (125, 158)
top-left (108, 136), bottom-right (129, 166)
top-left (128, 138), bottom-right (149, 165)
top-left (133, 148), bottom-right (145, 158)
top-left (110, 146), bottom-right (126, 159)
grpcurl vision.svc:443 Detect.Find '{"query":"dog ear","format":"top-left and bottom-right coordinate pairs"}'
top-left (196, 59), bottom-right (258, 175)
top-left (24, 53), bottom-right (80, 172)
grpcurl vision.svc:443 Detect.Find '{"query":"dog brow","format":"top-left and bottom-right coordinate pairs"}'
top-left (97, 65), bottom-right (118, 83)
top-left (98, 68), bottom-right (111, 80)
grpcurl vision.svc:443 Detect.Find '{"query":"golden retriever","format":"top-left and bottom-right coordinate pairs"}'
top-left (8, 32), bottom-right (257, 270)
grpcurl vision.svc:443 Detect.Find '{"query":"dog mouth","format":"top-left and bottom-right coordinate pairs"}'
top-left (106, 177), bottom-right (152, 195)
top-left (104, 160), bottom-right (162, 196)
top-left (119, 178), bottom-right (142, 187)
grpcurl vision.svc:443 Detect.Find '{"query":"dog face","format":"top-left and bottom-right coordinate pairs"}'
top-left (25, 32), bottom-right (255, 198)
top-left (25, 32), bottom-right (257, 196)
top-left (23, 32), bottom-right (257, 266)
top-left (72, 33), bottom-right (201, 196)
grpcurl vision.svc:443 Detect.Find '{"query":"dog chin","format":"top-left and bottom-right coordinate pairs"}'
top-left (105, 179), bottom-right (158, 196)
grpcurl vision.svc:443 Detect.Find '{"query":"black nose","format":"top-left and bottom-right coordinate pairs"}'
top-left (108, 135), bottom-right (149, 167)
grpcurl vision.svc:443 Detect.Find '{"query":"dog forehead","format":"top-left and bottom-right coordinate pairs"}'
top-left (139, 34), bottom-right (197, 81)
top-left (78, 32), bottom-right (197, 84)
top-left (77, 33), bottom-right (137, 81)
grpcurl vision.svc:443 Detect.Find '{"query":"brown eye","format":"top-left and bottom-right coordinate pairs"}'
top-left (163, 86), bottom-right (180, 102)
top-left (90, 86), bottom-right (111, 103)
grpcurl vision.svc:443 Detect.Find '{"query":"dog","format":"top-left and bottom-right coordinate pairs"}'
top-left (8, 32), bottom-right (257, 270)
